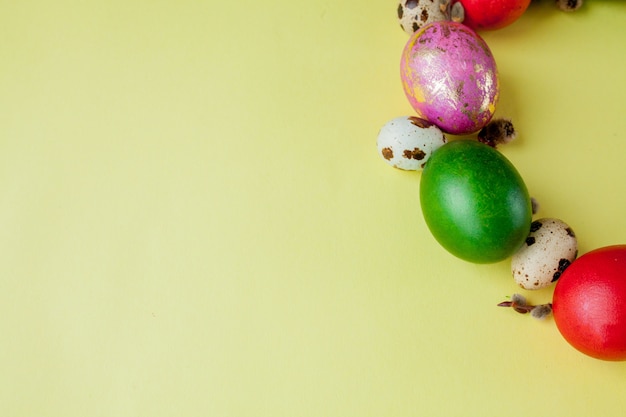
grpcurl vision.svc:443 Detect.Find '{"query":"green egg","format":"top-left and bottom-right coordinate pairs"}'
top-left (420, 140), bottom-right (532, 264)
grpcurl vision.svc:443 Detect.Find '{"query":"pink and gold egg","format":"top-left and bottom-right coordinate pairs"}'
top-left (400, 21), bottom-right (499, 135)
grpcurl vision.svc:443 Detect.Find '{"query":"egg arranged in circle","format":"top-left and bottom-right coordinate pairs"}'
top-left (376, 116), bottom-right (447, 170)
top-left (420, 140), bottom-right (531, 263)
top-left (397, 0), bottom-right (448, 35)
top-left (400, 21), bottom-right (499, 135)
top-left (511, 218), bottom-right (578, 290)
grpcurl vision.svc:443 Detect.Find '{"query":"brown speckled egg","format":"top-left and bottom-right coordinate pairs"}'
top-left (397, 0), bottom-right (449, 35)
top-left (376, 116), bottom-right (446, 170)
top-left (511, 218), bottom-right (578, 290)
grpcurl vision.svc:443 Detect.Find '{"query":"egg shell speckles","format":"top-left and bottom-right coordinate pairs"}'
top-left (511, 218), bottom-right (578, 290)
top-left (400, 21), bottom-right (499, 135)
top-left (397, 0), bottom-right (449, 35)
top-left (377, 116), bottom-right (447, 170)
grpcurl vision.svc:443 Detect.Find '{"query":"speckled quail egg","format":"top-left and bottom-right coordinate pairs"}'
top-left (376, 116), bottom-right (446, 170)
top-left (397, 0), bottom-right (449, 35)
top-left (511, 218), bottom-right (578, 290)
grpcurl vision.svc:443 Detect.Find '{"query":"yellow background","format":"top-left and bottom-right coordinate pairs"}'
top-left (1, 0), bottom-right (625, 415)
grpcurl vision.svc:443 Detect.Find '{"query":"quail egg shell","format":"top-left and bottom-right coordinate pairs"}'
top-left (511, 218), bottom-right (578, 290)
top-left (398, 0), bottom-right (448, 35)
top-left (376, 116), bottom-right (446, 170)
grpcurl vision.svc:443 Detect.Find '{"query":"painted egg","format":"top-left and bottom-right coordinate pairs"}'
top-left (553, 245), bottom-right (626, 361)
top-left (511, 218), bottom-right (578, 290)
top-left (457, 0), bottom-right (531, 31)
top-left (397, 0), bottom-right (448, 35)
top-left (400, 21), bottom-right (499, 135)
top-left (420, 140), bottom-right (531, 263)
top-left (377, 116), bottom-right (447, 170)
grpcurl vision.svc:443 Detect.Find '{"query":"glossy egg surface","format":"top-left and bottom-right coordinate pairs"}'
top-left (553, 245), bottom-right (626, 361)
top-left (457, 0), bottom-right (531, 31)
top-left (420, 140), bottom-right (531, 263)
top-left (400, 21), bottom-right (499, 135)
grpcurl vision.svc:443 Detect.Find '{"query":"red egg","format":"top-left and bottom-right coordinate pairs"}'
top-left (456, 0), bottom-right (531, 31)
top-left (552, 245), bottom-right (626, 361)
